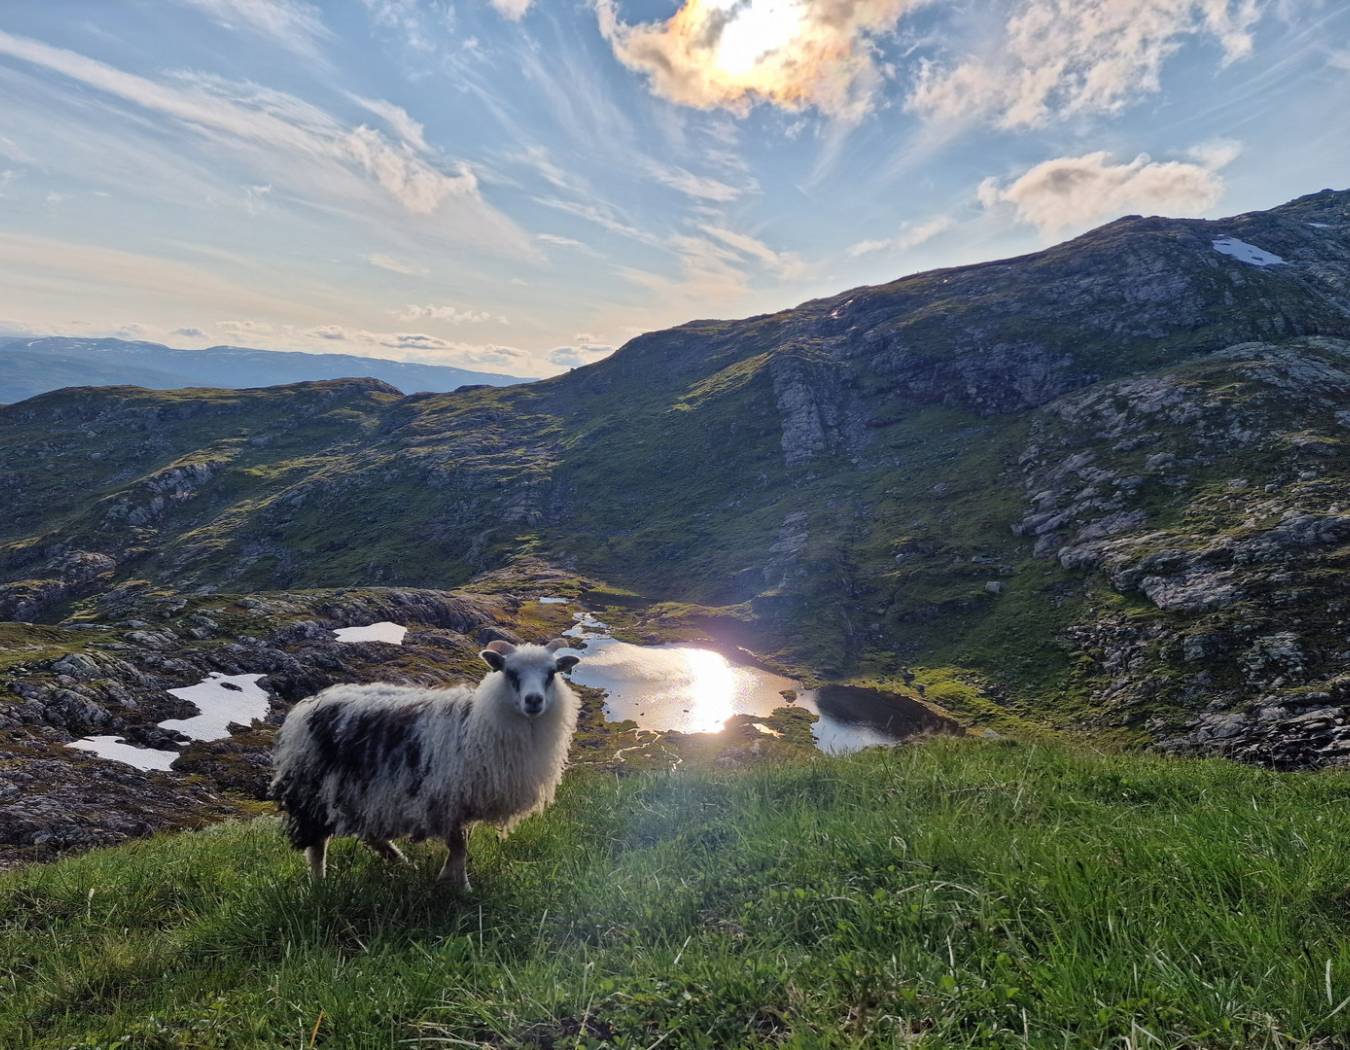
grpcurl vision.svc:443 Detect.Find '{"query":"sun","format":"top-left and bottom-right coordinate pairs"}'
top-left (710, 0), bottom-right (805, 80)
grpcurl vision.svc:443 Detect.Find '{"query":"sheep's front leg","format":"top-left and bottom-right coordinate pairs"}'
top-left (306, 838), bottom-right (329, 882)
top-left (437, 824), bottom-right (470, 893)
top-left (363, 838), bottom-right (408, 864)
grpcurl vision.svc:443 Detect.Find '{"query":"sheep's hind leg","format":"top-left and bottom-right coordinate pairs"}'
top-left (363, 838), bottom-right (408, 864)
top-left (305, 838), bottom-right (329, 882)
top-left (437, 824), bottom-right (470, 893)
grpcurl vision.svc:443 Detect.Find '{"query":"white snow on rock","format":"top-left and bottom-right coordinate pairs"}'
top-left (68, 735), bottom-right (180, 771)
top-left (333, 621), bottom-right (407, 645)
top-left (1212, 237), bottom-right (1285, 267)
top-left (537, 596), bottom-right (570, 605)
top-left (160, 673), bottom-right (271, 741)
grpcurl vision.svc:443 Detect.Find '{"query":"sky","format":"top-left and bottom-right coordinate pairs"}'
top-left (0, 1), bottom-right (1347, 378)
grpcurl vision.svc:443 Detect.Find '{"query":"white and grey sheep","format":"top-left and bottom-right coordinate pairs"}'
top-left (269, 639), bottom-right (580, 891)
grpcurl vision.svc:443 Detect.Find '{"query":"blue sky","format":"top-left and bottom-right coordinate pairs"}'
top-left (0, 0), bottom-right (1347, 377)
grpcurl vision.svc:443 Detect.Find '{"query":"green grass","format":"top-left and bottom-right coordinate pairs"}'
top-left (6, 739), bottom-right (1350, 1048)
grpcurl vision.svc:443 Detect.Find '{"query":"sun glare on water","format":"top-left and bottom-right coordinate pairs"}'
top-left (681, 646), bottom-right (740, 732)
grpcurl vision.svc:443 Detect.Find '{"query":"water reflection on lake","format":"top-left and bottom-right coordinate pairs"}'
top-left (558, 610), bottom-right (958, 754)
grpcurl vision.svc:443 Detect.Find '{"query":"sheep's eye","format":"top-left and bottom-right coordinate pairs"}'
top-left (506, 670), bottom-right (520, 689)
top-left (545, 669), bottom-right (556, 683)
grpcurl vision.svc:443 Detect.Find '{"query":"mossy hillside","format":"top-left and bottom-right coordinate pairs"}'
top-left (7, 739), bottom-right (1350, 1048)
top-left (0, 382), bottom-right (398, 548)
top-left (3, 195), bottom-right (1349, 741)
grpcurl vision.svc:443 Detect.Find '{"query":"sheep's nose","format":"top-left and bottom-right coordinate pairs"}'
top-left (523, 693), bottom-right (544, 714)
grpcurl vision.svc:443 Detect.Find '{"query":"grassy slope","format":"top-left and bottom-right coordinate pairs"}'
top-left (6, 739), bottom-right (1350, 1049)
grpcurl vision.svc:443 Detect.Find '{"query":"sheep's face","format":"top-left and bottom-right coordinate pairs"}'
top-left (480, 641), bottom-right (579, 719)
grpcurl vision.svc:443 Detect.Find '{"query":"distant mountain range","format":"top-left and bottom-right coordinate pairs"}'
top-left (0, 337), bottom-right (525, 403)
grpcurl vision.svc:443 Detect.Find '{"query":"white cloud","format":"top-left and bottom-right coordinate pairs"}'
top-left (595, 0), bottom-right (917, 122)
top-left (549, 333), bottom-right (615, 368)
top-left (979, 150), bottom-right (1227, 236)
top-left (172, 326), bottom-right (208, 338)
top-left (368, 253), bottom-right (429, 276)
top-left (489, 0), bottom-right (534, 21)
top-left (847, 215), bottom-right (954, 257)
top-left (1327, 47), bottom-right (1350, 71)
top-left (303, 324), bottom-right (530, 369)
top-left (175, 0), bottom-right (330, 60)
top-left (219, 319), bottom-right (274, 335)
top-left (1186, 137), bottom-right (1244, 170)
top-left (396, 304), bottom-right (507, 325)
top-left (910, 0), bottom-right (1269, 128)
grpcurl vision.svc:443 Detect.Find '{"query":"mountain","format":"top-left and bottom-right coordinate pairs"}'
top-left (2, 187), bottom-right (1350, 786)
top-left (0, 337), bottom-right (525, 403)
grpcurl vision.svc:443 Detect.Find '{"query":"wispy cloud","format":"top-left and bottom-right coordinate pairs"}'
top-left (645, 161), bottom-right (744, 202)
top-left (847, 215), bottom-right (955, 257)
top-left (910, 0), bottom-right (1270, 128)
top-left (534, 196), bottom-right (658, 245)
top-left (347, 94), bottom-right (428, 152)
top-left (0, 29), bottom-right (530, 253)
top-left (978, 150), bottom-right (1228, 236)
top-left (174, 0), bottom-right (330, 61)
top-left (536, 233), bottom-right (587, 250)
top-left (700, 225), bottom-right (807, 279)
top-left (368, 253), bottom-right (428, 276)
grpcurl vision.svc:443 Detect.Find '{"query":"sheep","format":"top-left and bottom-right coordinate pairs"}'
top-left (269, 638), bottom-right (580, 891)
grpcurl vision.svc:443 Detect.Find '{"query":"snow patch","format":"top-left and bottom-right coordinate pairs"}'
top-left (333, 621), bottom-right (407, 645)
top-left (68, 672), bottom-right (271, 769)
top-left (1212, 237), bottom-right (1285, 267)
top-left (160, 673), bottom-right (271, 741)
top-left (68, 735), bottom-right (180, 771)
top-left (537, 596), bottom-right (570, 605)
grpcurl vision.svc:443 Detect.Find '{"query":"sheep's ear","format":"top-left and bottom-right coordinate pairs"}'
top-left (480, 649), bottom-right (507, 671)
top-left (554, 654), bottom-right (580, 674)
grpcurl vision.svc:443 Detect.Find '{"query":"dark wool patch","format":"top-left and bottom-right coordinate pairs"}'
top-left (305, 698), bottom-right (429, 785)
top-left (273, 768), bottom-right (333, 849)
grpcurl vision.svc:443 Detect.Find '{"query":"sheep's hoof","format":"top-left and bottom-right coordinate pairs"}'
top-left (439, 871), bottom-right (472, 895)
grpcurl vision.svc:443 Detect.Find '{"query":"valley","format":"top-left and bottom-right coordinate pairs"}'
top-left (2, 188), bottom-right (1349, 864)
